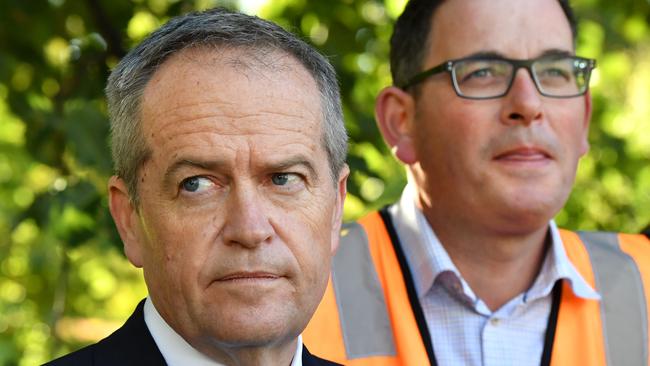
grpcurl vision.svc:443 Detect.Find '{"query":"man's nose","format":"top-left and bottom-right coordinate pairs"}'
top-left (500, 68), bottom-right (544, 126)
top-left (222, 184), bottom-right (274, 249)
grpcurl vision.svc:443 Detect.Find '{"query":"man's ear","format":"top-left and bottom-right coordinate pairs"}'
top-left (330, 164), bottom-right (350, 255)
top-left (375, 86), bottom-right (418, 164)
top-left (108, 176), bottom-right (144, 268)
top-left (579, 90), bottom-right (593, 156)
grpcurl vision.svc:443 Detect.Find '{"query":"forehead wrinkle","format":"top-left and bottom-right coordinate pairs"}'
top-left (146, 94), bottom-right (319, 134)
top-left (147, 105), bottom-right (319, 142)
top-left (141, 47), bottom-right (322, 134)
top-left (148, 127), bottom-right (320, 166)
top-left (155, 119), bottom-right (318, 143)
top-left (151, 123), bottom-right (321, 162)
top-left (143, 63), bottom-right (317, 122)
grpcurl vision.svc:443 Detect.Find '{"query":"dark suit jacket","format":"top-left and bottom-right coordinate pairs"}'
top-left (45, 299), bottom-right (340, 366)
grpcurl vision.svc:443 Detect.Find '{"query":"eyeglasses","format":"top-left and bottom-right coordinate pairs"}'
top-left (400, 55), bottom-right (596, 99)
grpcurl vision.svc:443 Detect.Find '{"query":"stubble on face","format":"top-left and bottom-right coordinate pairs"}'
top-left (409, 0), bottom-right (590, 236)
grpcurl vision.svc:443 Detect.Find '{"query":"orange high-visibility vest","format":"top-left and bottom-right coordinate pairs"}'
top-left (304, 209), bottom-right (650, 366)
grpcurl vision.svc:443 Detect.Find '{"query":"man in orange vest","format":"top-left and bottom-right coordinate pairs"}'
top-left (304, 0), bottom-right (650, 365)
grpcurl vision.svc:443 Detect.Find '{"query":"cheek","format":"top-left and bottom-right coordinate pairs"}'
top-left (140, 206), bottom-right (216, 282)
top-left (550, 108), bottom-right (589, 159)
top-left (415, 108), bottom-right (485, 172)
top-left (273, 197), bottom-right (336, 274)
top-left (417, 96), bottom-right (486, 145)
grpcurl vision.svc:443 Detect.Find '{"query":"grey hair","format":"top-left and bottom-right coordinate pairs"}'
top-left (106, 7), bottom-right (347, 205)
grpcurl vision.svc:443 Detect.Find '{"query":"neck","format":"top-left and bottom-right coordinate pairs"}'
top-left (197, 338), bottom-right (298, 366)
top-left (418, 198), bottom-right (550, 311)
top-left (147, 299), bottom-right (300, 366)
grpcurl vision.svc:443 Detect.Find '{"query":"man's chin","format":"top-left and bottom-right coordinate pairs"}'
top-left (196, 306), bottom-right (304, 348)
top-left (491, 199), bottom-right (563, 235)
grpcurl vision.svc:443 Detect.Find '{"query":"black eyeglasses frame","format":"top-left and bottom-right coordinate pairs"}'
top-left (399, 55), bottom-right (597, 100)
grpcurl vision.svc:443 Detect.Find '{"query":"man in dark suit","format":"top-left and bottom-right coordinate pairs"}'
top-left (47, 299), bottom-right (338, 365)
top-left (47, 7), bottom-right (348, 366)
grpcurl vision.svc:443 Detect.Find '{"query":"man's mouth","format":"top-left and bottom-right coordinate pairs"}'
top-left (493, 146), bottom-right (552, 162)
top-left (217, 271), bottom-right (282, 282)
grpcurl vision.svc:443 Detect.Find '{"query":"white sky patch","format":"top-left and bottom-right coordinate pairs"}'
top-left (237, 0), bottom-right (271, 15)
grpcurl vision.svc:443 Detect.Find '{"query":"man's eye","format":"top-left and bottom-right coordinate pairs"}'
top-left (539, 67), bottom-right (571, 80)
top-left (469, 68), bottom-right (493, 78)
top-left (458, 64), bottom-right (506, 84)
top-left (271, 173), bottom-right (300, 186)
top-left (180, 176), bottom-right (213, 193)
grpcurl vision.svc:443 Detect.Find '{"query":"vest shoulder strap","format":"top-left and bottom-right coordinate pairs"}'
top-left (577, 231), bottom-right (649, 366)
top-left (330, 222), bottom-right (397, 358)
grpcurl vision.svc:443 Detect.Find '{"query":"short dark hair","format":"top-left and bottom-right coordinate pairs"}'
top-left (390, 0), bottom-right (578, 88)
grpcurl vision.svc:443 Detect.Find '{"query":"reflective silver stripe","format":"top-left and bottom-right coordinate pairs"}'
top-left (331, 222), bottom-right (396, 358)
top-left (578, 231), bottom-right (648, 366)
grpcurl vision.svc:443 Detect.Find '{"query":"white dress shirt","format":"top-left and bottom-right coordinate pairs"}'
top-left (143, 298), bottom-right (303, 366)
top-left (389, 182), bottom-right (600, 366)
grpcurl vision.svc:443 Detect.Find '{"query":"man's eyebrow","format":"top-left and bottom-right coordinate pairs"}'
top-left (162, 156), bottom-right (319, 183)
top-left (163, 158), bottom-right (228, 185)
top-left (267, 156), bottom-right (318, 179)
top-left (463, 50), bottom-right (506, 59)
top-left (538, 49), bottom-right (574, 58)
top-left (462, 49), bottom-right (574, 60)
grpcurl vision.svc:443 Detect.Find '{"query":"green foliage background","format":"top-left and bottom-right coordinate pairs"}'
top-left (0, 0), bottom-right (648, 364)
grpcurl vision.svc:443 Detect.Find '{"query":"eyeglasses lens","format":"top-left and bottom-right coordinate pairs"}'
top-left (453, 60), bottom-right (512, 98)
top-left (533, 58), bottom-right (588, 97)
top-left (452, 57), bottom-right (590, 98)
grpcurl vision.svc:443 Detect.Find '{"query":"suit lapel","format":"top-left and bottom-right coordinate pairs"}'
top-left (92, 299), bottom-right (167, 365)
top-left (301, 345), bottom-right (341, 366)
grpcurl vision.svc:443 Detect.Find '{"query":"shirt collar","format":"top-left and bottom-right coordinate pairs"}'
top-left (388, 182), bottom-right (458, 298)
top-left (527, 221), bottom-right (600, 301)
top-left (143, 298), bottom-right (303, 366)
top-left (390, 182), bottom-right (600, 302)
